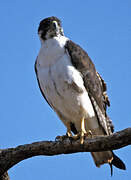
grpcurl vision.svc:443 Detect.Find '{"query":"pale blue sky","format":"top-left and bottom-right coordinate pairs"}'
top-left (0, 1), bottom-right (131, 180)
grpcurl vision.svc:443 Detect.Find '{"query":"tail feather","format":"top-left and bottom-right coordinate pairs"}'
top-left (109, 163), bottom-right (113, 176)
top-left (91, 151), bottom-right (126, 176)
top-left (111, 152), bottom-right (126, 170)
top-left (91, 151), bottom-right (113, 167)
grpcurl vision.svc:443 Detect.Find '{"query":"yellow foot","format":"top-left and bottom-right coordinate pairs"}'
top-left (88, 130), bottom-right (93, 137)
top-left (80, 132), bottom-right (84, 144)
top-left (66, 131), bottom-right (73, 138)
top-left (80, 117), bottom-right (87, 144)
top-left (80, 130), bottom-right (93, 144)
top-left (55, 133), bottom-right (79, 141)
top-left (67, 131), bottom-right (86, 144)
top-left (66, 131), bottom-right (80, 140)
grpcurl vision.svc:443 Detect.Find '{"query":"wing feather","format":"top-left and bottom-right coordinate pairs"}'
top-left (65, 40), bottom-right (114, 134)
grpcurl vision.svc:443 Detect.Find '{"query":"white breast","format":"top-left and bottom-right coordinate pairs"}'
top-left (36, 35), bottom-right (99, 131)
top-left (38, 36), bottom-right (68, 67)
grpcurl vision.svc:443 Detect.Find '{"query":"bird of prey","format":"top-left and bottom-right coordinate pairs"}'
top-left (35, 16), bottom-right (126, 174)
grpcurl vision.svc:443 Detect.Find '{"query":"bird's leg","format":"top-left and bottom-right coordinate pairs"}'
top-left (66, 118), bottom-right (88, 144)
top-left (66, 122), bottom-right (73, 137)
top-left (66, 122), bottom-right (81, 140)
top-left (80, 117), bottom-right (87, 144)
top-left (56, 119), bottom-right (91, 143)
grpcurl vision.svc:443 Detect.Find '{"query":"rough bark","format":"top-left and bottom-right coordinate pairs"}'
top-left (0, 172), bottom-right (10, 180)
top-left (0, 128), bottom-right (131, 179)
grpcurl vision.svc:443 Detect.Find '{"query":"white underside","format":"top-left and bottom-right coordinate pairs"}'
top-left (37, 35), bottom-right (99, 132)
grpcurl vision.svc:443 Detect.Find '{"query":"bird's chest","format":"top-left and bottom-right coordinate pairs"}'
top-left (37, 50), bottom-right (85, 117)
top-left (38, 54), bottom-right (80, 99)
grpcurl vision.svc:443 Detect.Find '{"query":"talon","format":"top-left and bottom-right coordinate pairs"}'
top-left (67, 132), bottom-right (80, 140)
top-left (85, 130), bottom-right (93, 138)
top-left (67, 132), bottom-right (81, 141)
top-left (73, 133), bottom-right (81, 140)
top-left (88, 130), bottom-right (93, 137)
top-left (66, 131), bottom-right (73, 137)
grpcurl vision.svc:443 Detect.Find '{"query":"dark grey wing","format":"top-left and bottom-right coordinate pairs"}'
top-left (65, 40), bottom-right (114, 134)
top-left (96, 72), bottom-right (110, 108)
top-left (96, 72), bottom-right (114, 133)
top-left (35, 58), bottom-right (52, 109)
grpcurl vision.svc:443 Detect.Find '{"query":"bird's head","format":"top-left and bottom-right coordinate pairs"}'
top-left (38, 16), bottom-right (64, 41)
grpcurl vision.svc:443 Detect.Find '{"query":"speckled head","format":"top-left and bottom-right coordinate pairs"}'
top-left (38, 16), bottom-right (64, 40)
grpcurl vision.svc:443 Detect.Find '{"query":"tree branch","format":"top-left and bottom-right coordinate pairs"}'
top-left (0, 128), bottom-right (131, 177)
top-left (0, 172), bottom-right (10, 180)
